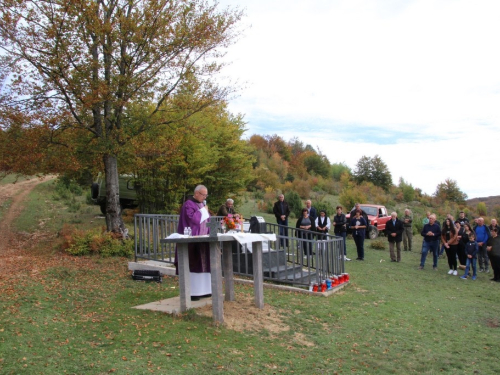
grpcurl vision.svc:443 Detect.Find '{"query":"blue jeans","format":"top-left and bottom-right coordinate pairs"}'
top-left (420, 240), bottom-right (439, 268)
top-left (439, 243), bottom-right (445, 257)
top-left (464, 257), bottom-right (477, 277)
top-left (353, 234), bottom-right (365, 259)
top-left (336, 231), bottom-right (347, 255)
top-left (277, 218), bottom-right (289, 248)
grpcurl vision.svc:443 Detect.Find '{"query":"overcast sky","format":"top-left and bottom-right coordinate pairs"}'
top-left (217, 0), bottom-right (500, 199)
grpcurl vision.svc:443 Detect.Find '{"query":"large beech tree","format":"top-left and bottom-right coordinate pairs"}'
top-left (0, 0), bottom-right (242, 232)
top-left (353, 155), bottom-right (392, 191)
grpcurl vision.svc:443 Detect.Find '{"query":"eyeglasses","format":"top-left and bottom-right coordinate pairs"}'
top-left (197, 192), bottom-right (208, 197)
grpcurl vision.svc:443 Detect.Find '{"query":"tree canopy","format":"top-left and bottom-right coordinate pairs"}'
top-left (0, 0), bottom-right (243, 231)
top-left (434, 178), bottom-right (467, 204)
top-left (353, 155), bottom-right (392, 191)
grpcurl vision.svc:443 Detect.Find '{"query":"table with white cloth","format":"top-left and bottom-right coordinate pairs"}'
top-left (160, 232), bottom-right (276, 324)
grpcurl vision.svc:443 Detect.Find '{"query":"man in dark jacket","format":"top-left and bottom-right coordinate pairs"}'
top-left (487, 228), bottom-right (500, 281)
top-left (273, 194), bottom-right (290, 248)
top-left (419, 214), bottom-right (441, 270)
top-left (385, 212), bottom-right (404, 262)
top-left (216, 198), bottom-right (235, 217)
top-left (305, 200), bottom-right (317, 222)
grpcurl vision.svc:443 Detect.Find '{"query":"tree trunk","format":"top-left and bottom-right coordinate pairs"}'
top-left (103, 154), bottom-right (124, 233)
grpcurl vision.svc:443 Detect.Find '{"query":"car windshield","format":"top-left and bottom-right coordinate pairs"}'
top-left (361, 206), bottom-right (378, 216)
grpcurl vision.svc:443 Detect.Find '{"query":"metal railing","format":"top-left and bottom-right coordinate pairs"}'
top-left (134, 214), bottom-right (345, 287)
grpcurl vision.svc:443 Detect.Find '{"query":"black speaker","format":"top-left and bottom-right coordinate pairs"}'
top-left (132, 270), bottom-right (162, 283)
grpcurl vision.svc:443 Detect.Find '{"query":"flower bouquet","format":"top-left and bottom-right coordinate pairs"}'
top-left (222, 214), bottom-right (243, 232)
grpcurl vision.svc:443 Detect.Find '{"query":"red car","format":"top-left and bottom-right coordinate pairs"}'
top-left (345, 204), bottom-right (391, 239)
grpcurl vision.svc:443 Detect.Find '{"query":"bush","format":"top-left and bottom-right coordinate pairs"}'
top-left (285, 190), bottom-right (303, 218)
top-left (314, 200), bottom-right (335, 217)
top-left (370, 240), bottom-right (386, 250)
top-left (339, 187), bottom-right (366, 210)
top-left (61, 225), bottom-right (133, 257)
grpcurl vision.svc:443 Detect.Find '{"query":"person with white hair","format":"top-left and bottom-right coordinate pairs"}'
top-left (175, 185), bottom-right (212, 301)
top-left (419, 214), bottom-right (441, 270)
top-left (385, 212), bottom-right (404, 262)
top-left (217, 198), bottom-right (235, 217)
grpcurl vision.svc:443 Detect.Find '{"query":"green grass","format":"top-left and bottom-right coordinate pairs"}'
top-left (0, 198), bottom-right (12, 222)
top-left (2, 190), bottom-right (500, 374)
top-left (0, 174), bottom-right (32, 185)
top-left (2, 237), bottom-right (500, 374)
top-left (13, 179), bottom-right (105, 234)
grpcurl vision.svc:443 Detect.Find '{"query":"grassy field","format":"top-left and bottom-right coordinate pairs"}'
top-left (1, 183), bottom-right (500, 374)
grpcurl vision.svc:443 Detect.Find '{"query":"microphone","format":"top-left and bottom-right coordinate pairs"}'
top-left (203, 200), bottom-right (206, 206)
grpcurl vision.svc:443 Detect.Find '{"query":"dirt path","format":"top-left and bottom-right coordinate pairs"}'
top-left (0, 177), bottom-right (58, 277)
top-left (0, 177), bottom-right (54, 253)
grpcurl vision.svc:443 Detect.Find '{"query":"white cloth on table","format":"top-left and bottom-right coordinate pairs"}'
top-left (217, 232), bottom-right (276, 253)
top-left (218, 232), bottom-right (276, 244)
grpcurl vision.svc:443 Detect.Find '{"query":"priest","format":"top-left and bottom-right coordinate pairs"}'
top-left (175, 185), bottom-right (211, 301)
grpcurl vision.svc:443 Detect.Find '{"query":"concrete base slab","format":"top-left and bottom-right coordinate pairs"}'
top-left (133, 296), bottom-right (212, 315)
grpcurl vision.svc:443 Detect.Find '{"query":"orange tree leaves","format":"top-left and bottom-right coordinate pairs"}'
top-left (0, 0), bottom-right (243, 227)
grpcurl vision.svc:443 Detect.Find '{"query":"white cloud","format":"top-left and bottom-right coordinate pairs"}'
top-left (218, 0), bottom-right (500, 198)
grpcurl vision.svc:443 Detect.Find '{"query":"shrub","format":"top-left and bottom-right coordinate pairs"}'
top-left (285, 190), bottom-right (303, 218)
top-left (62, 226), bottom-right (133, 257)
top-left (315, 200), bottom-right (335, 217)
top-left (370, 240), bottom-right (386, 250)
top-left (339, 187), bottom-right (366, 210)
top-left (477, 202), bottom-right (487, 216)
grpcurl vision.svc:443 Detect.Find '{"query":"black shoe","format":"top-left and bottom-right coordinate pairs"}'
top-left (191, 296), bottom-right (201, 301)
top-left (490, 278), bottom-right (497, 281)
top-left (391, 259), bottom-right (397, 262)
top-left (200, 294), bottom-right (212, 299)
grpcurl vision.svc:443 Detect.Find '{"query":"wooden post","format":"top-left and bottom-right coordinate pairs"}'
top-left (210, 242), bottom-right (224, 323)
top-left (252, 241), bottom-right (264, 309)
top-left (222, 241), bottom-right (235, 301)
top-left (177, 243), bottom-right (191, 312)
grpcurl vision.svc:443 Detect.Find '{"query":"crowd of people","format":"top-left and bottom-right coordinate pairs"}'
top-left (272, 195), bottom-right (500, 281)
top-left (273, 197), bottom-right (352, 261)
top-left (418, 211), bottom-right (500, 281)
top-left (175, 188), bottom-right (500, 301)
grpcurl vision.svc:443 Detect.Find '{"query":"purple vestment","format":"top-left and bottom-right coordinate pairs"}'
top-left (174, 197), bottom-right (211, 274)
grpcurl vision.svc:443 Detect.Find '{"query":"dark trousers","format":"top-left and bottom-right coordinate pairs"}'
top-left (490, 254), bottom-right (500, 280)
top-left (316, 229), bottom-right (328, 241)
top-left (478, 242), bottom-right (489, 270)
top-left (335, 231), bottom-right (347, 255)
top-left (457, 243), bottom-right (467, 266)
top-left (445, 244), bottom-right (458, 270)
top-left (277, 218), bottom-right (289, 248)
top-left (353, 234), bottom-right (365, 259)
top-left (298, 231), bottom-right (313, 255)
